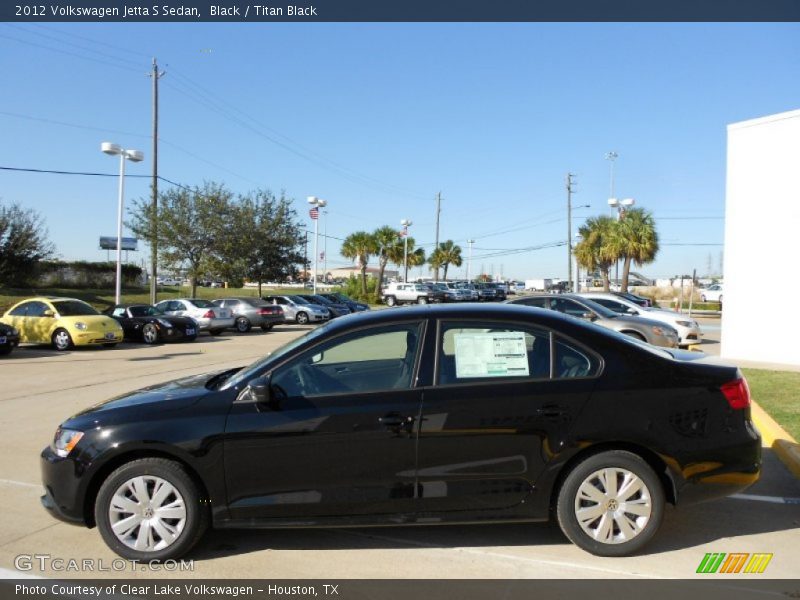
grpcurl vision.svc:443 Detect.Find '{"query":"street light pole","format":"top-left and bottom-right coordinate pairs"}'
top-left (566, 173), bottom-right (576, 291)
top-left (400, 219), bottom-right (412, 282)
top-left (102, 142), bottom-right (143, 306)
top-left (307, 196), bottom-right (327, 294)
top-left (467, 239), bottom-right (475, 281)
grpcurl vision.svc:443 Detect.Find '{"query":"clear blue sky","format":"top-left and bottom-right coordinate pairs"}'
top-left (1, 22), bottom-right (799, 281)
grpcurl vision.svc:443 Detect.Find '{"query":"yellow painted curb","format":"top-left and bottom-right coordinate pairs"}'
top-left (687, 344), bottom-right (703, 352)
top-left (750, 400), bottom-right (800, 479)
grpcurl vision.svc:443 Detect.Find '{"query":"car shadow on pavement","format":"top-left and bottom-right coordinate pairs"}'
top-left (191, 450), bottom-right (799, 560)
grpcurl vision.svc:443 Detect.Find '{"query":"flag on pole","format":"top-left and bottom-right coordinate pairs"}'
top-left (309, 207), bottom-right (319, 220)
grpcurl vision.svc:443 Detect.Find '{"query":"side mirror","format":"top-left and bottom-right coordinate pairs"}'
top-left (43, 309), bottom-right (55, 318)
top-left (238, 374), bottom-right (278, 410)
top-left (581, 312), bottom-right (596, 321)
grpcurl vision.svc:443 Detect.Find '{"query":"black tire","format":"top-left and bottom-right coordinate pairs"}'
top-left (209, 329), bottom-right (224, 336)
top-left (184, 335), bottom-right (197, 342)
top-left (103, 343), bottom-right (118, 349)
top-left (621, 330), bottom-right (646, 342)
top-left (142, 323), bottom-right (160, 345)
top-left (51, 328), bottom-right (73, 351)
top-left (385, 296), bottom-right (397, 307)
top-left (417, 296), bottom-right (428, 305)
top-left (556, 450), bottom-right (664, 557)
top-left (235, 317), bottom-right (251, 333)
top-left (700, 295), bottom-right (707, 302)
top-left (94, 458), bottom-right (209, 561)
top-left (296, 311), bottom-right (309, 325)
top-left (0, 345), bottom-right (13, 356)
top-left (260, 323), bottom-right (274, 331)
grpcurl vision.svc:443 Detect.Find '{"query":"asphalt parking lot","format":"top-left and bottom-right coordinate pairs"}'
top-left (0, 322), bottom-right (798, 580)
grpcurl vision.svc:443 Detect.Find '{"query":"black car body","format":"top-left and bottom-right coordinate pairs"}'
top-left (41, 304), bottom-right (760, 560)
top-left (299, 294), bottom-right (352, 318)
top-left (321, 293), bottom-right (369, 313)
top-left (105, 305), bottom-right (198, 344)
top-left (0, 321), bottom-right (21, 355)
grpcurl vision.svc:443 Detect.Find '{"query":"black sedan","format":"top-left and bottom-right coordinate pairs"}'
top-left (0, 322), bottom-right (20, 355)
top-left (320, 292), bottom-right (369, 312)
top-left (105, 305), bottom-right (198, 344)
top-left (40, 304), bottom-right (760, 561)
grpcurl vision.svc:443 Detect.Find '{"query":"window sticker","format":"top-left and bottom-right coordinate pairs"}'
top-left (454, 331), bottom-right (530, 378)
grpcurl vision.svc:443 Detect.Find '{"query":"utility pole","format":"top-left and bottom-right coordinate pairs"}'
top-left (303, 231), bottom-right (308, 282)
top-left (433, 192), bottom-right (441, 281)
top-left (148, 58), bottom-right (166, 305)
top-left (566, 173), bottom-right (576, 291)
top-left (467, 239), bottom-right (474, 281)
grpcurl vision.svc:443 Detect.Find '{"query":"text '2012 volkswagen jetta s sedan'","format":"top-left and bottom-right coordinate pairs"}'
top-left (40, 304), bottom-right (760, 560)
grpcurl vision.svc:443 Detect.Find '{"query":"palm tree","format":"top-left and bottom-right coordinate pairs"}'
top-left (429, 240), bottom-right (463, 282)
top-left (386, 235), bottom-right (421, 282)
top-left (341, 231), bottom-right (377, 296)
top-left (372, 226), bottom-right (401, 301)
top-left (574, 216), bottom-right (619, 291)
top-left (612, 208), bottom-right (659, 292)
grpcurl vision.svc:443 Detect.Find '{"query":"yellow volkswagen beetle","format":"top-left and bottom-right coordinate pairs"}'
top-left (0, 297), bottom-right (123, 351)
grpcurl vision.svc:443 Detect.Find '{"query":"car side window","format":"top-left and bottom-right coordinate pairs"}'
top-left (516, 297), bottom-right (548, 308)
top-left (26, 301), bottom-right (49, 317)
top-left (8, 302), bottom-right (31, 316)
top-left (271, 322), bottom-right (423, 398)
top-left (554, 337), bottom-right (599, 379)
top-left (593, 298), bottom-right (626, 313)
top-left (437, 321), bottom-right (551, 385)
top-left (175, 302), bottom-right (187, 311)
top-left (551, 298), bottom-right (589, 318)
top-left (112, 307), bottom-right (126, 317)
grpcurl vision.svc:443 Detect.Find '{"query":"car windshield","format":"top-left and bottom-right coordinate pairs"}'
top-left (331, 293), bottom-right (351, 303)
top-left (190, 299), bottom-right (214, 308)
top-left (52, 300), bottom-right (99, 316)
top-left (308, 295), bottom-right (331, 304)
top-left (292, 296), bottom-right (312, 304)
top-left (129, 305), bottom-right (164, 317)
top-left (575, 297), bottom-right (619, 319)
top-left (221, 321), bottom-right (336, 390)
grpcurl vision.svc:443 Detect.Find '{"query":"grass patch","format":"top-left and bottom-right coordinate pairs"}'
top-left (742, 368), bottom-right (800, 441)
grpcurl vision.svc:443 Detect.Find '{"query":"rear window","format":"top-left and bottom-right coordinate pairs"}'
top-left (190, 299), bottom-right (214, 308)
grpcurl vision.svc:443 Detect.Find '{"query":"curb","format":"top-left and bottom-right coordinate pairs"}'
top-left (750, 400), bottom-right (800, 479)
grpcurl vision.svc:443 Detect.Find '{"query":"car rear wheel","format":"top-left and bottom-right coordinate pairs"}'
top-left (142, 323), bottom-right (159, 344)
top-left (0, 345), bottom-right (13, 355)
top-left (296, 311), bottom-right (309, 325)
top-left (235, 317), bottom-right (251, 333)
top-left (556, 450), bottom-right (664, 557)
top-left (385, 296), bottom-right (397, 307)
top-left (95, 458), bottom-right (208, 561)
top-left (51, 328), bottom-right (73, 351)
top-left (417, 296), bottom-right (428, 305)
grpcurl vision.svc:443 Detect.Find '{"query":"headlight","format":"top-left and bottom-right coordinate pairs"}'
top-left (156, 318), bottom-right (173, 328)
top-left (52, 427), bottom-right (84, 458)
top-left (652, 326), bottom-right (667, 336)
top-left (74, 322), bottom-right (87, 331)
top-left (676, 320), bottom-right (692, 327)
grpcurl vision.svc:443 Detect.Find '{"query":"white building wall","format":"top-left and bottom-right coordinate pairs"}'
top-left (722, 109), bottom-right (800, 367)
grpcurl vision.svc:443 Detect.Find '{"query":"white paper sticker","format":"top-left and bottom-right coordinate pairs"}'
top-left (454, 331), bottom-right (530, 378)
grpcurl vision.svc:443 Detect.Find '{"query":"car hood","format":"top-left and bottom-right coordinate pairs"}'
top-left (69, 370), bottom-right (221, 421)
top-left (60, 315), bottom-right (121, 329)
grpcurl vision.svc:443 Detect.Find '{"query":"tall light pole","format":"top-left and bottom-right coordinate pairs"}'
top-left (605, 151), bottom-right (618, 199)
top-left (102, 142), bottom-right (143, 305)
top-left (322, 209), bottom-right (328, 284)
top-left (467, 239), bottom-right (475, 281)
top-left (566, 173), bottom-right (576, 290)
top-left (400, 219), bottom-right (412, 282)
top-left (307, 196), bottom-right (327, 294)
top-left (608, 197), bottom-right (635, 287)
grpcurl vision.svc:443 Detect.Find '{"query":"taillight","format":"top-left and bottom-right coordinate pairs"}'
top-left (202, 310), bottom-right (215, 319)
top-left (720, 378), bottom-right (751, 410)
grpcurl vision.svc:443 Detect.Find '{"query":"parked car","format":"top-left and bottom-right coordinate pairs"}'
top-left (611, 291), bottom-right (652, 307)
top-left (155, 298), bottom-right (234, 335)
top-left (262, 295), bottom-right (330, 325)
top-left (579, 293), bottom-right (702, 348)
top-left (299, 294), bottom-right (352, 318)
top-left (381, 282), bottom-right (440, 306)
top-left (485, 282), bottom-right (507, 300)
top-left (319, 293), bottom-right (369, 313)
top-left (430, 283), bottom-right (462, 303)
top-left (507, 294), bottom-right (679, 348)
top-left (211, 297), bottom-right (285, 332)
top-left (1, 297), bottom-right (123, 351)
top-left (105, 304), bottom-right (198, 344)
top-left (0, 322), bottom-right (21, 355)
top-left (39, 303), bottom-right (760, 561)
top-left (701, 284), bottom-right (723, 303)
top-left (473, 282), bottom-right (499, 301)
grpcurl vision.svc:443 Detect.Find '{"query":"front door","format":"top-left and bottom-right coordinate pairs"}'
top-left (224, 320), bottom-right (425, 521)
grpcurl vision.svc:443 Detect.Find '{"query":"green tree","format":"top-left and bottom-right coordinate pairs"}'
top-left (129, 181), bottom-right (232, 297)
top-left (574, 215), bottom-right (619, 292)
top-left (428, 240), bottom-right (463, 281)
top-left (0, 201), bottom-right (56, 286)
top-left (341, 231), bottom-right (378, 297)
top-left (612, 208), bottom-right (659, 293)
top-left (372, 225), bottom-right (401, 301)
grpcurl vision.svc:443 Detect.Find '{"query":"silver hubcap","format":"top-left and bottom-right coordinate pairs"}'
top-left (54, 331), bottom-right (70, 349)
top-left (574, 467), bottom-right (652, 545)
top-left (143, 325), bottom-right (157, 343)
top-left (237, 319), bottom-right (248, 331)
top-left (109, 476), bottom-right (186, 552)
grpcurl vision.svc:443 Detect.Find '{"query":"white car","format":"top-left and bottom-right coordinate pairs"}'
top-left (578, 292), bottom-right (703, 347)
top-left (701, 284), bottom-right (723, 303)
top-left (155, 298), bottom-right (234, 335)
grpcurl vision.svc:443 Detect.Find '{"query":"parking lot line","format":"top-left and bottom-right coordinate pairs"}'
top-left (730, 493), bottom-right (800, 505)
top-left (0, 479), bottom-right (39, 489)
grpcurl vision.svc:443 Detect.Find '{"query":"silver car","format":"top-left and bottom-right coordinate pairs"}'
top-left (579, 292), bottom-right (703, 347)
top-left (211, 297), bottom-right (285, 332)
top-left (262, 295), bottom-right (330, 325)
top-left (507, 294), bottom-right (679, 348)
top-left (155, 298), bottom-right (235, 335)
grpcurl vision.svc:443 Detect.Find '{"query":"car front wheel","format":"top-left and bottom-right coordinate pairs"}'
top-left (52, 328), bottom-right (73, 351)
top-left (95, 458), bottom-right (209, 561)
top-left (556, 450), bottom-right (664, 557)
top-left (417, 296), bottom-right (428, 305)
top-left (385, 295), bottom-right (397, 307)
top-left (296, 311), bottom-right (309, 325)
